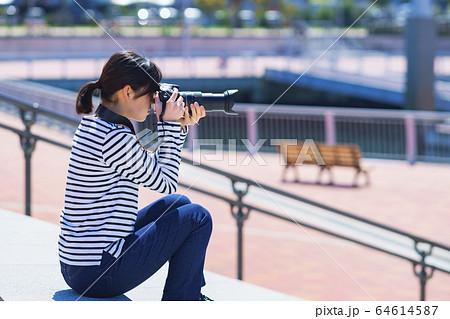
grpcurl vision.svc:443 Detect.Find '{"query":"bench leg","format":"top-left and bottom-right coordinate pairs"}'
top-left (353, 169), bottom-right (370, 187)
top-left (281, 166), bottom-right (288, 182)
top-left (363, 170), bottom-right (370, 186)
top-left (282, 165), bottom-right (301, 183)
top-left (353, 170), bottom-right (360, 187)
top-left (327, 167), bottom-right (334, 185)
top-left (317, 166), bottom-right (333, 184)
top-left (293, 166), bottom-right (300, 183)
top-left (316, 166), bottom-right (325, 184)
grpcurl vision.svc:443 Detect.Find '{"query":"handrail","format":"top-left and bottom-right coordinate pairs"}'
top-left (1, 94), bottom-right (448, 301)
top-left (0, 121), bottom-right (72, 150)
top-left (3, 78), bottom-right (450, 120)
top-left (180, 157), bottom-right (450, 253)
top-left (180, 181), bottom-right (449, 273)
top-left (232, 103), bottom-right (450, 119)
top-left (0, 94), bottom-right (79, 126)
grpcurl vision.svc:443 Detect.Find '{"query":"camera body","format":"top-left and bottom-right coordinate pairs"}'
top-left (158, 83), bottom-right (238, 116)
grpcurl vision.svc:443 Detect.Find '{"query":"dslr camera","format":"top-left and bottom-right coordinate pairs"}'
top-left (158, 83), bottom-right (238, 117)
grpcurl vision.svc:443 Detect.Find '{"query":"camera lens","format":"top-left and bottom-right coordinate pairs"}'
top-left (158, 83), bottom-right (238, 115)
top-left (180, 90), bottom-right (238, 115)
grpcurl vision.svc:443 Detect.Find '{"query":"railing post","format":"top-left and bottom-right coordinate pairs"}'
top-left (413, 242), bottom-right (435, 301)
top-left (20, 108), bottom-right (37, 217)
top-left (187, 123), bottom-right (197, 152)
top-left (62, 58), bottom-right (69, 80)
top-left (231, 181), bottom-right (250, 280)
top-left (27, 58), bottom-right (33, 79)
top-left (246, 107), bottom-right (258, 154)
top-left (324, 111), bottom-right (336, 145)
top-left (405, 115), bottom-right (417, 165)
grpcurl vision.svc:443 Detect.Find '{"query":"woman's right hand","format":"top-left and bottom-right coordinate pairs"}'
top-left (153, 88), bottom-right (185, 122)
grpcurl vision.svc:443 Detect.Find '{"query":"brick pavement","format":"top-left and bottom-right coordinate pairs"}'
top-left (1, 109), bottom-right (449, 300)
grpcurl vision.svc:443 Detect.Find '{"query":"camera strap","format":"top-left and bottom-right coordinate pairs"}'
top-left (160, 99), bottom-right (167, 122)
top-left (158, 90), bottom-right (171, 122)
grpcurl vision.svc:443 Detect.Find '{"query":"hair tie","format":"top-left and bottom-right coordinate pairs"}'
top-left (94, 81), bottom-right (101, 89)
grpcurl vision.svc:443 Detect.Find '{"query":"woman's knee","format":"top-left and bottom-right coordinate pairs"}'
top-left (166, 194), bottom-right (191, 206)
top-left (191, 204), bottom-right (212, 231)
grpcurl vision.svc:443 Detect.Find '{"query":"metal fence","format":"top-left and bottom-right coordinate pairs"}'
top-left (180, 105), bottom-right (450, 164)
top-left (2, 79), bottom-right (450, 164)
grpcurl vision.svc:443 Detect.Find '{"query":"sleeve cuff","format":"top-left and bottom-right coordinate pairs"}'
top-left (156, 122), bottom-right (188, 149)
top-left (181, 125), bottom-right (189, 136)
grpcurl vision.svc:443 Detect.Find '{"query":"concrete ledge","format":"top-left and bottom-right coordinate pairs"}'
top-left (0, 208), bottom-right (301, 301)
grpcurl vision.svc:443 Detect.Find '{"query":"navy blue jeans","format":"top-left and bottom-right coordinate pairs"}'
top-left (60, 194), bottom-right (213, 300)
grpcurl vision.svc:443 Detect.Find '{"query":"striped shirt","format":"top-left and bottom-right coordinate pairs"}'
top-left (58, 116), bottom-right (187, 266)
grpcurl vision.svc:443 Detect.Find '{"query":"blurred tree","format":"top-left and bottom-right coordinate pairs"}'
top-left (436, 0), bottom-right (447, 12)
top-left (280, 2), bottom-right (300, 26)
top-left (195, 0), bottom-right (225, 23)
top-left (252, 0), bottom-right (269, 25)
top-left (52, 0), bottom-right (72, 25)
top-left (228, 0), bottom-right (244, 27)
top-left (195, 0), bottom-right (225, 14)
top-left (253, 0), bottom-right (300, 27)
top-left (194, 0), bottom-right (303, 28)
top-left (316, 5), bottom-right (334, 21)
top-left (374, 0), bottom-right (389, 7)
top-left (342, 0), bottom-right (354, 26)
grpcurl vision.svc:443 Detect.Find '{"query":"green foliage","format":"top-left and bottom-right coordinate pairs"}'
top-left (316, 5), bottom-right (334, 21)
top-left (281, 4), bottom-right (301, 25)
top-left (374, 0), bottom-right (390, 7)
top-left (229, 0), bottom-right (244, 27)
top-left (342, 0), bottom-right (355, 26)
top-left (253, 0), bottom-right (271, 25)
top-left (194, 0), bottom-right (226, 14)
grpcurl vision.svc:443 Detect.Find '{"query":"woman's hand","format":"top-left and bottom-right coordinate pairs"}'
top-left (153, 88), bottom-right (185, 122)
top-left (179, 102), bottom-right (206, 128)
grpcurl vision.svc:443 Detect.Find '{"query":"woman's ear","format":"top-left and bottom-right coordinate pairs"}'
top-left (121, 85), bottom-right (134, 102)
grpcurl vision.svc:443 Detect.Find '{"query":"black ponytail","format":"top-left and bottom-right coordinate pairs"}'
top-left (76, 81), bottom-right (99, 114)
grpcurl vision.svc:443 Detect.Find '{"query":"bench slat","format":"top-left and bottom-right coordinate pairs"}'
top-left (277, 141), bottom-right (369, 186)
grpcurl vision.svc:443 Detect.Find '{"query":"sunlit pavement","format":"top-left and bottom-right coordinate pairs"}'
top-left (2, 55), bottom-right (450, 80)
top-left (0, 208), bottom-right (301, 301)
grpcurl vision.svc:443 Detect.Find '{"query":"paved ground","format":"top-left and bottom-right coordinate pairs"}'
top-left (2, 54), bottom-right (450, 80)
top-left (0, 109), bottom-right (449, 301)
top-left (0, 208), bottom-right (301, 301)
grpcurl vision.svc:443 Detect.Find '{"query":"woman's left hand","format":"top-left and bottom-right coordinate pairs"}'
top-left (178, 102), bottom-right (206, 128)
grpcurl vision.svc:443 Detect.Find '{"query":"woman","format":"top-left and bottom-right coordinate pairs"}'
top-left (58, 51), bottom-right (213, 301)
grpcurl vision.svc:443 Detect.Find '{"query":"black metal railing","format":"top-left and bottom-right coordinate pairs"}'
top-left (1, 94), bottom-right (449, 301)
top-left (177, 159), bottom-right (450, 301)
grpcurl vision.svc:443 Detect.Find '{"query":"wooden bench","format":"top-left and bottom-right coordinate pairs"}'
top-left (276, 141), bottom-right (370, 187)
